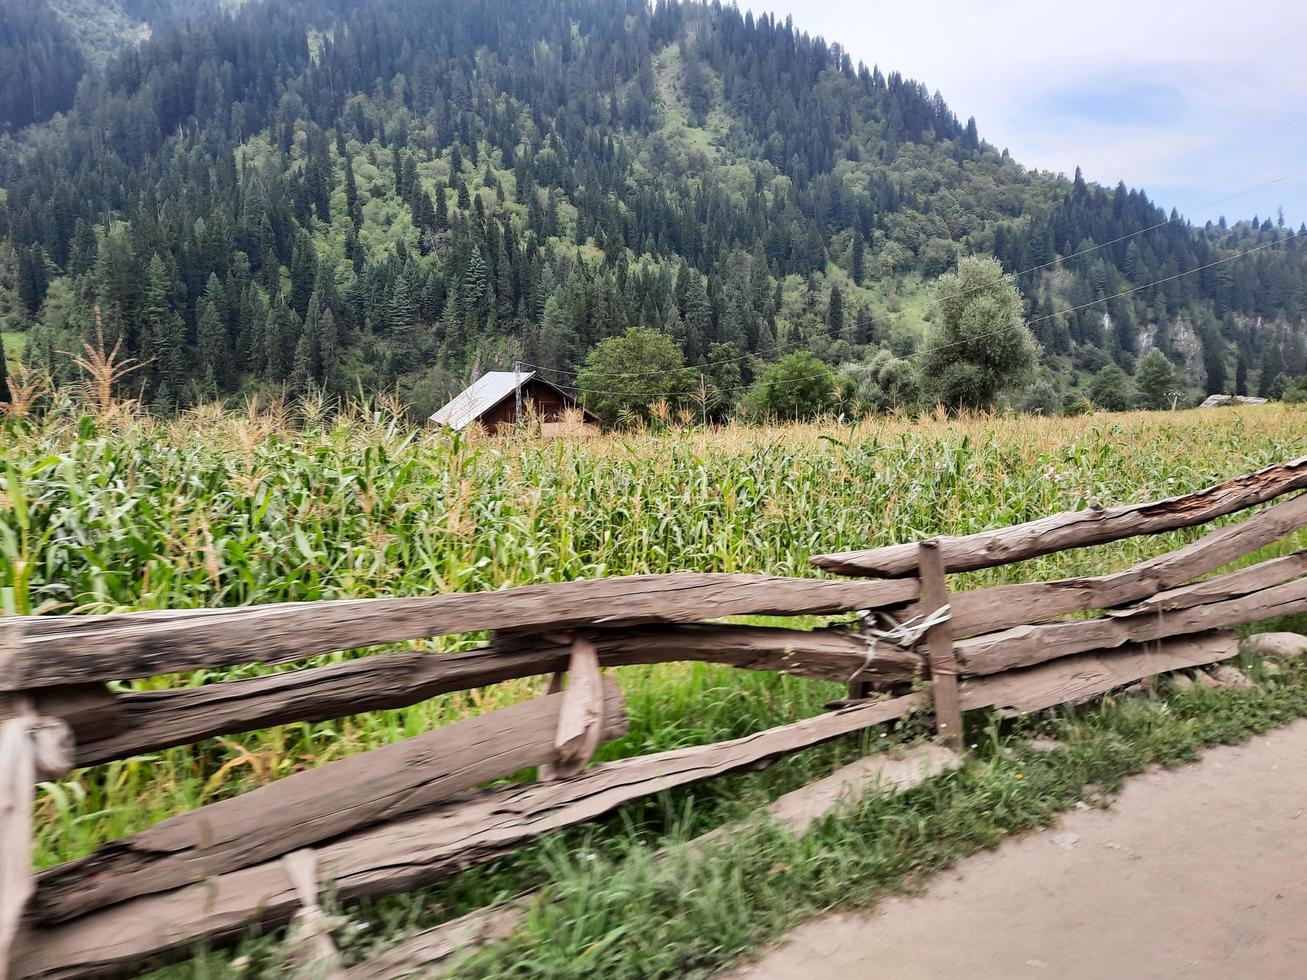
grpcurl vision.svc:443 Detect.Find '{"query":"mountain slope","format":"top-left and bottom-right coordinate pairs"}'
top-left (1, 0), bottom-right (1304, 416)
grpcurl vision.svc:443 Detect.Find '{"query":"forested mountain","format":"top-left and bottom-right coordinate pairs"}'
top-left (2, 0), bottom-right (1305, 418)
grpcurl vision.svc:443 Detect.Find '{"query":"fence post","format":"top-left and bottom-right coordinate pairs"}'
top-left (917, 540), bottom-right (963, 748)
top-left (0, 699), bottom-right (72, 980)
top-left (539, 634), bottom-right (605, 780)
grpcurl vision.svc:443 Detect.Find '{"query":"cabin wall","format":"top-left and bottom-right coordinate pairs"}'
top-left (478, 379), bottom-right (586, 434)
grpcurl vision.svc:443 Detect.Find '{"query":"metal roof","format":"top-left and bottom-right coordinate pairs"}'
top-left (429, 370), bottom-right (534, 429)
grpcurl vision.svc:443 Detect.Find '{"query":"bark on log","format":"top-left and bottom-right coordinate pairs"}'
top-left (947, 492), bottom-right (1307, 635)
top-left (11, 692), bottom-right (929, 979)
top-left (0, 574), bottom-right (917, 691)
top-left (0, 716), bottom-right (36, 980)
top-left (10, 628), bottom-right (1243, 978)
top-left (548, 637), bottom-right (604, 779)
top-left (957, 561), bottom-right (1307, 676)
top-left (33, 681), bottom-right (628, 925)
top-left (811, 457), bottom-right (1307, 577)
top-left (71, 623), bottom-right (923, 767)
top-left (916, 541), bottom-right (961, 746)
top-left (958, 631), bottom-right (1238, 714)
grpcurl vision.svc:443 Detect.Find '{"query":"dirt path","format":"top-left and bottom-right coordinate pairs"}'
top-left (727, 720), bottom-right (1307, 980)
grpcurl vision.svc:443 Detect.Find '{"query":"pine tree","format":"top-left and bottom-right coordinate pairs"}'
top-left (143, 255), bottom-right (187, 405)
top-left (434, 179), bottom-right (449, 229)
top-left (827, 284), bottom-right (844, 339)
top-left (851, 233), bottom-right (865, 286)
top-left (289, 239), bottom-right (318, 317)
top-left (1135, 349), bottom-right (1177, 409)
top-left (196, 300), bottom-right (233, 391)
top-left (343, 155), bottom-right (362, 228)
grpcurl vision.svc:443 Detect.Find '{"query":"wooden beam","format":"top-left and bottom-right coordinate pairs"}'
top-left (71, 623), bottom-right (923, 767)
top-left (958, 631), bottom-right (1238, 714)
top-left (811, 458), bottom-right (1307, 577)
top-left (10, 629), bottom-right (1242, 977)
top-left (33, 680), bottom-right (628, 925)
top-left (948, 492), bottom-right (1307, 636)
top-left (0, 573), bottom-right (918, 691)
top-left (545, 636), bottom-right (604, 780)
top-left (0, 717), bottom-right (35, 980)
top-left (957, 564), bottom-right (1307, 676)
top-left (11, 692), bottom-right (929, 978)
top-left (917, 541), bottom-right (962, 746)
top-left (280, 850), bottom-right (344, 979)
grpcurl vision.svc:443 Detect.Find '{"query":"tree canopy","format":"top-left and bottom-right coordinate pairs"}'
top-left (748, 351), bottom-right (838, 420)
top-left (920, 256), bottom-right (1034, 409)
top-left (574, 327), bottom-right (697, 425)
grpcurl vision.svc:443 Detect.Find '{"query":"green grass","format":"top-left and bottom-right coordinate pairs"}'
top-left (6, 401), bottom-right (1307, 975)
top-left (2, 329), bottom-right (24, 360)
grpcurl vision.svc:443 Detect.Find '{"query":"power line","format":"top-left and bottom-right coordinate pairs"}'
top-left (549, 228), bottom-right (1299, 401)
top-left (1016, 164), bottom-right (1307, 281)
top-left (522, 164), bottom-right (1307, 383)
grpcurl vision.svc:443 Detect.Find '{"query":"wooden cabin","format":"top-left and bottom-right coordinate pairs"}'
top-left (429, 370), bottom-right (601, 436)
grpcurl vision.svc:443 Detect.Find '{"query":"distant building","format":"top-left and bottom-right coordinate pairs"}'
top-left (1198, 394), bottom-right (1269, 408)
top-left (429, 370), bottom-right (601, 436)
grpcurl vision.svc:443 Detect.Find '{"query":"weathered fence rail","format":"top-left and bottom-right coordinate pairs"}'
top-left (3, 455), bottom-right (1306, 979)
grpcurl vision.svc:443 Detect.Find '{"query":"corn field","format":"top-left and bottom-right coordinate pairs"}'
top-left (4, 399), bottom-right (1307, 871)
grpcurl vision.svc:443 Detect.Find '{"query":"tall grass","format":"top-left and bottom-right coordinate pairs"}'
top-left (4, 401), bottom-right (1307, 871)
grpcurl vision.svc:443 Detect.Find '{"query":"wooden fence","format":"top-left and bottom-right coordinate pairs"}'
top-left (4, 455), bottom-right (1307, 978)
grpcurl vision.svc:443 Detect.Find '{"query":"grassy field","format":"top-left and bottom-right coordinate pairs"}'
top-left (5, 401), bottom-right (1307, 975)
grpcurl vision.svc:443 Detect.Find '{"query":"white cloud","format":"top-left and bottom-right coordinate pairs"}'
top-left (740, 1), bottom-right (1307, 220)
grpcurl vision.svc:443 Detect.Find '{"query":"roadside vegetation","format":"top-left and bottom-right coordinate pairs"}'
top-left (5, 399), bottom-right (1307, 975)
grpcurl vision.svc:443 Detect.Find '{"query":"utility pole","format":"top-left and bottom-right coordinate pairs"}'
top-left (514, 360), bottom-right (522, 424)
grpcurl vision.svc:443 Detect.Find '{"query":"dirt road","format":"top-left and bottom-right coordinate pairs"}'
top-left (727, 719), bottom-right (1307, 980)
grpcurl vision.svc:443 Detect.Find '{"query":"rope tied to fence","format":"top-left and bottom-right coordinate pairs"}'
top-left (847, 605), bottom-right (952, 685)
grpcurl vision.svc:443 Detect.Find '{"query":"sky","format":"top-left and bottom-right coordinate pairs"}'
top-left (741, 0), bottom-right (1307, 226)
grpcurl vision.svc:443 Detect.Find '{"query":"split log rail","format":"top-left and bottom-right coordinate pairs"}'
top-left (4, 456), bottom-right (1307, 978)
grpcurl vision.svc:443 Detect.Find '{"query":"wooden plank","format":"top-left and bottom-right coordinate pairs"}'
top-left (22, 687), bottom-right (121, 745)
top-left (948, 492), bottom-right (1307, 636)
top-left (11, 627), bottom-right (1244, 977)
top-left (345, 904), bottom-right (524, 980)
top-left (958, 566), bottom-right (1307, 676)
top-left (547, 637), bottom-right (604, 780)
top-left (0, 573), bottom-right (918, 691)
top-left (811, 457), bottom-right (1307, 577)
top-left (280, 850), bottom-right (344, 979)
top-left (11, 693), bottom-right (929, 978)
top-left (71, 623), bottom-right (924, 767)
top-left (917, 541), bottom-right (962, 746)
top-left (0, 717), bottom-right (36, 980)
top-left (33, 680), bottom-right (628, 925)
top-left (345, 744), bottom-right (963, 980)
top-left (958, 631), bottom-right (1238, 714)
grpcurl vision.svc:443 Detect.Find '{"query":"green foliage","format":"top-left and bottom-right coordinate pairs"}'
top-left (1266, 373), bottom-right (1291, 401)
top-left (841, 349), bottom-right (920, 414)
top-left (1284, 377), bottom-right (1307, 404)
top-left (1089, 363), bottom-right (1137, 411)
top-left (2, 0), bottom-right (1302, 414)
top-left (747, 351), bottom-right (838, 420)
top-left (920, 256), bottom-right (1035, 409)
top-left (1134, 349), bottom-right (1178, 410)
top-left (1022, 380), bottom-right (1061, 416)
top-left (575, 327), bottom-right (697, 426)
